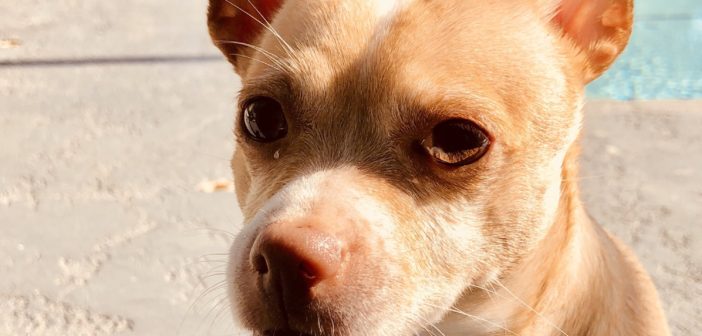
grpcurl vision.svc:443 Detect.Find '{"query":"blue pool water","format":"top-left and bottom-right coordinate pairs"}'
top-left (587, 0), bottom-right (702, 100)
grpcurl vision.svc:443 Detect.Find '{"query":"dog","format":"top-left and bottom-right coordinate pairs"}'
top-left (206, 0), bottom-right (670, 335)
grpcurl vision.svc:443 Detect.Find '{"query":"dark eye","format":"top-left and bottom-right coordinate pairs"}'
top-left (242, 97), bottom-right (288, 142)
top-left (422, 119), bottom-right (490, 166)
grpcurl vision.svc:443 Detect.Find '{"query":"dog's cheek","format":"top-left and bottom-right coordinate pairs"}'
top-left (380, 200), bottom-right (490, 329)
top-left (479, 155), bottom-right (569, 272)
top-left (231, 148), bottom-right (252, 209)
top-left (238, 165), bottom-right (290, 223)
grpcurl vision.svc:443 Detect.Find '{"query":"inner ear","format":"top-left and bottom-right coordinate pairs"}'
top-left (208, 0), bottom-right (285, 72)
top-left (550, 0), bottom-right (633, 83)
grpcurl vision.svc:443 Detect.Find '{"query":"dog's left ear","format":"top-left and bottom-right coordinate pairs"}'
top-left (547, 0), bottom-right (634, 83)
top-left (208, 0), bottom-right (285, 73)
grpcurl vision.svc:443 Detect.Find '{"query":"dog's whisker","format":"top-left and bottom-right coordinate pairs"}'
top-left (223, 0), bottom-right (295, 58)
top-left (209, 300), bottom-right (234, 334)
top-left (229, 52), bottom-right (285, 72)
top-left (187, 226), bottom-right (237, 239)
top-left (428, 322), bottom-right (447, 336)
top-left (317, 310), bottom-right (323, 335)
top-left (199, 252), bottom-right (230, 257)
top-left (215, 40), bottom-right (289, 69)
top-left (471, 282), bottom-right (497, 304)
top-left (199, 260), bottom-right (228, 271)
top-left (199, 293), bottom-right (230, 335)
top-left (189, 280), bottom-right (227, 311)
top-left (492, 279), bottom-right (570, 336)
top-left (197, 280), bottom-right (229, 302)
top-left (403, 310), bottom-right (430, 336)
top-left (411, 312), bottom-right (446, 336)
top-left (199, 272), bottom-right (228, 282)
top-left (178, 276), bottom-right (228, 336)
top-left (423, 302), bottom-right (518, 336)
top-left (179, 254), bottom-right (228, 269)
top-left (244, 0), bottom-right (296, 56)
top-left (419, 319), bottom-right (444, 336)
top-left (418, 324), bottom-right (436, 336)
top-left (193, 258), bottom-right (228, 264)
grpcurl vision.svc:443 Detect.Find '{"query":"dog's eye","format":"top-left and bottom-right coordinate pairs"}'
top-left (423, 119), bottom-right (490, 166)
top-left (242, 97), bottom-right (288, 142)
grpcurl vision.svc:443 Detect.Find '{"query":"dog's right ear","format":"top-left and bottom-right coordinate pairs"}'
top-left (208, 0), bottom-right (284, 73)
top-left (545, 0), bottom-right (634, 83)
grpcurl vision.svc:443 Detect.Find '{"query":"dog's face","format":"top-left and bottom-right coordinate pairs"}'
top-left (208, 0), bottom-right (632, 335)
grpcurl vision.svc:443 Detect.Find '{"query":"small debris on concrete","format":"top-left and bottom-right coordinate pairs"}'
top-left (196, 178), bottom-right (234, 193)
top-left (0, 38), bottom-right (22, 49)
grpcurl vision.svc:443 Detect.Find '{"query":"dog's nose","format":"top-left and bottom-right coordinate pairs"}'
top-left (251, 222), bottom-right (345, 301)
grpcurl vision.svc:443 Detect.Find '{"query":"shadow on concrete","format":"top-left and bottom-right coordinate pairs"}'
top-left (0, 54), bottom-right (223, 68)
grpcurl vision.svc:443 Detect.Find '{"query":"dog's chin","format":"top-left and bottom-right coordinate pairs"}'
top-left (239, 301), bottom-right (422, 336)
top-left (244, 310), bottom-right (355, 336)
top-left (243, 311), bottom-right (427, 336)
top-left (251, 328), bottom-right (399, 336)
top-left (255, 331), bottom-right (314, 336)
top-left (248, 322), bottom-right (347, 336)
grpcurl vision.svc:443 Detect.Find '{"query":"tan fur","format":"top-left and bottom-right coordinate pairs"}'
top-left (208, 0), bottom-right (670, 335)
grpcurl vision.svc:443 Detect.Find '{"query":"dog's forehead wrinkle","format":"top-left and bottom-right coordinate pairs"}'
top-left (285, 3), bottom-right (566, 145)
top-left (260, 1), bottom-right (553, 144)
top-left (261, 1), bottom-right (412, 97)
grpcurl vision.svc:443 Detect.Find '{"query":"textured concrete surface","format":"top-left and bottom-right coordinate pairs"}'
top-left (580, 101), bottom-right (702, 336)
top-left (1, 1), bottom-right (700, 335)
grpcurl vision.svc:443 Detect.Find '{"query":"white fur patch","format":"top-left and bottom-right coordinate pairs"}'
top-left (367, 0), bottom-right (414, 36)
top-left (369, 0), bottom-right (402, 20)
top-left (246, 168), bottom-right (397, 242)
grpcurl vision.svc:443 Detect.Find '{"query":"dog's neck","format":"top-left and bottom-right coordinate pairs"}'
top-left (437, 142), bottom-right (631, 336)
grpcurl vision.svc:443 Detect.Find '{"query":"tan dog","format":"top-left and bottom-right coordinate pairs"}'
top-left (207, 0), bottom-right (670, 335)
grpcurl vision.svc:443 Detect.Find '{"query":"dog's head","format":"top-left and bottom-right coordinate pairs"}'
top-left (208, 0), bottom-right (633, 335)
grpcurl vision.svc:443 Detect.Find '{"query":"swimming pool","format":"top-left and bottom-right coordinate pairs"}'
top-left (587, 0), bottom-right (702, 100)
